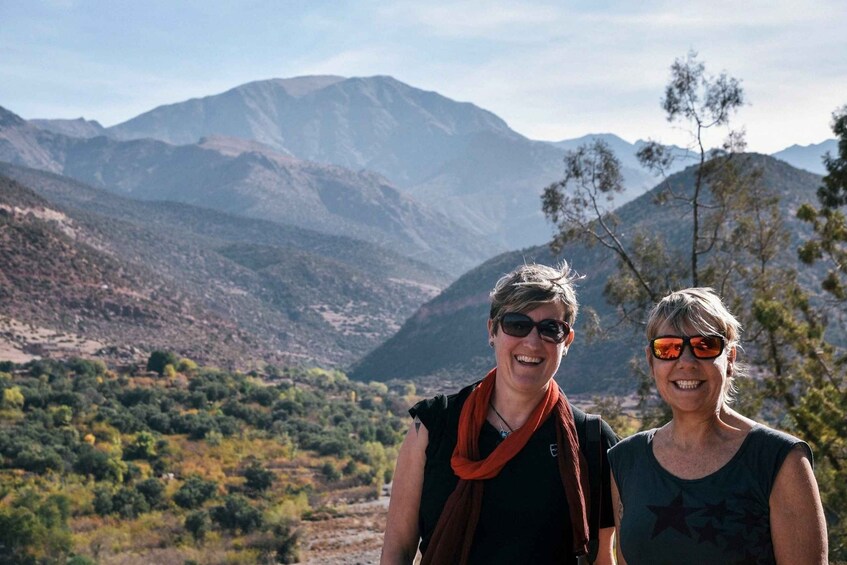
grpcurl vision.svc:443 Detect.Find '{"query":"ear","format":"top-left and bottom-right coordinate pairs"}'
top-left (487, 317), bottom-right (495, 341)
top-left (560, 328), bottom-right (576, 356)
top-left (645, 345), bottom-right (654, 372)
top-left (726, 345), bottom-right (737, 376)
top-left (563, 327), bottom-right (575, 348)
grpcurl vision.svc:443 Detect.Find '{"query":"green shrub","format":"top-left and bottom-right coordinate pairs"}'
top-left (173, 475), bottom-right (218, 509)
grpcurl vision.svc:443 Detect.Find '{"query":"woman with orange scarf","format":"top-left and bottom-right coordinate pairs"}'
top-left (381, 262), bottom-right (618, 565)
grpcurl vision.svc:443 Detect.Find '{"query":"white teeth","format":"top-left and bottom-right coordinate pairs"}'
top-left (516, 355), bottom-right (542, 364)
top-left (674, 380), bottom-right (702, 390)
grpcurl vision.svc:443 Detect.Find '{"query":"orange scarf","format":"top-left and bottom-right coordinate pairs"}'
top-left (421, 368), bottom-right (589, 565)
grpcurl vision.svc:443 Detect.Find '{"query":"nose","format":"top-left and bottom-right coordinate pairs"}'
top-left (678, 342), bottom-right (698, 361)
top-left (523, 325), bottom-right (546, 345)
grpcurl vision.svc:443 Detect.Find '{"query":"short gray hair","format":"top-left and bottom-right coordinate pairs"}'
top-left (489, 261), bottom-right (581, 333)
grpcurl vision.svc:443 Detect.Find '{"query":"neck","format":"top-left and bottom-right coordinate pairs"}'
top-left (491, 382), bottom-right (552, 430)
top-left (665, 408), bottom-right (740, 447)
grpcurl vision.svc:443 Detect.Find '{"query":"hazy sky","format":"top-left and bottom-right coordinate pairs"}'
top-left (1, 0), bottom-right (845, 153)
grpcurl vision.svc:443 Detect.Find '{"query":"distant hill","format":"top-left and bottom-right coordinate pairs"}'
top-left (29, 117), bottom-right (106, 138)
top-left (0, 164), bottom-right (449, 368)
top-left (1, 105), bottom-right (495, 275)
top-left (549, 133), bottom-right (694, 208)
top-left (89, 76), bottom-right (660, 249)
top-left (351, 154), bottom-right (827, 394)
top-left (771, 139), bottom-right (837, 175)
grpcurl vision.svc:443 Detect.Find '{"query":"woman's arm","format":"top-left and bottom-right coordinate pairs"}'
top-left (594, 527), bottom-right (616, 565)
top-left (380, 417), bottom-right (429, 565)
top-left (610, 475), bottom-right (627, 565)
top-left (770, 445), bottom-right (827, 565)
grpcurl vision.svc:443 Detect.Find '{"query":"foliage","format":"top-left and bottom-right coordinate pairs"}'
top-left (243, 460), bottom-right (274, 495)
top-left (173, 475), bottom-right (219, 509)
top-left (146, 350), bottom-right (179, 375)
top-left (0, 491), bottom-right (73, 563)
top-left (184, 510), bottom-right (210, 541)
top-left (792, 104), bottom-right (847, 557)
top-left (0, 359), bottom-right (408, 561)
top-left (210, 494), bottom-right (263, 533)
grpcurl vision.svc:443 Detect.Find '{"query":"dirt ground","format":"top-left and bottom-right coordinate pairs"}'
top-left (300, 494), bottom-right (389, 565)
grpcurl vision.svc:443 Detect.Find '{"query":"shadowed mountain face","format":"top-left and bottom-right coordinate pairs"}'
top-left (350, 154), bottom-right (827, 394)
top-left (0, 105), bottom-right (496, 275)
top-left (0, 164), bottom-right (449, 368)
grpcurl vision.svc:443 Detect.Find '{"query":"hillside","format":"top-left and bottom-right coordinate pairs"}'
top-left (0, 166), bottom-right (448, 368)
top-left (0, 358), bottom-right (405, 563)
top-left (0, 105), bottom-right (496, 275)
top-left (351, 154), bottom-right (827, 394)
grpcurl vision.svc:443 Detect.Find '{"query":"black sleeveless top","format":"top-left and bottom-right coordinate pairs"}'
top-left (410, 383), bottom-right (618, 565)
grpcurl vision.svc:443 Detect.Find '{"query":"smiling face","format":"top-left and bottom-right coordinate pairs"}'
top-left (648, 321), bottom-right (736, 417)
top-left (489, 302), bottom-right (574, 401)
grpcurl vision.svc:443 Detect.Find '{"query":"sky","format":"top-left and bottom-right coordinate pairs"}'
top-left (1, 0), bottom-right (845, 154)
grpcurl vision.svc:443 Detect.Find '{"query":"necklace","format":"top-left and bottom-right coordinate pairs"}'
top-left (489, 400), bottom-right (515, 439)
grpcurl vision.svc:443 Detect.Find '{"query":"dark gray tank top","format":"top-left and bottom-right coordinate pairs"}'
top-left (608, 425), bottom-right (811, 565)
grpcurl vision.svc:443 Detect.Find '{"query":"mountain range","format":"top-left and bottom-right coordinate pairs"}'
top-left (1, 104), bottom-right (493, 275)
top-left (1, 75), bottom-right (837, 391)
top-left (28, 76), bottom-right (834, 251)
top-left (26, 76), bottom-right (672, 250)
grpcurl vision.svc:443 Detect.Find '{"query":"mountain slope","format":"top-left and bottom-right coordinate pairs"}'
top-left (351, 154), bottom-right (827, 394)
top-left (771, 139), bottom-right (837, 175)
top-left (0, 164), bottom-right (448, 367)
top-left (107, 75), bottom-right (515, 187)
top-left (1, 105), bottom-right (496, 274)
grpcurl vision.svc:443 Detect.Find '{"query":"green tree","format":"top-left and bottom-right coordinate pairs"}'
top-left (2, 386), bottom-right (25, 410)
top-left (243, 460), bottom-right (274, 495)
top-left (210, 494), bottom-right (263, 533)
top-left (124, 431), bottom-right (157, 460)
top-left (543, 51), bottom-right (747, 320)
top-left (146, 350), bottom-right (179, 375)
top-left (792, 104), bottom-right (847, 558)
top-left (173, 475), bottom-right (218, 509)
top-left (185, 510), bottom-right (210, 542)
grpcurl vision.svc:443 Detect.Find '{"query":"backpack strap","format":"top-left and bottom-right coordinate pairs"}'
top-left (583, 414), bottom-right (602, 564)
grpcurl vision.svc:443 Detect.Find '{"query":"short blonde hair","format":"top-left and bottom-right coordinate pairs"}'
top-left (489, 261), bottom-right (581, 333)
top-left (646, 287), bottom-right (745, 402)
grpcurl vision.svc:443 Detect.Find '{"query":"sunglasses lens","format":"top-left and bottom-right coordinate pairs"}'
top-left (500, 313), bottom-right (569, 343)
top-left (538, 320), bottom-right (566, 343)
top-left (690, 336), bottom-right (724, 358)
top-left (652, 337), bottom-right (684, 360)
top-left (651, 335), bottom-right (725, 360)
top-left (500, 314), bottom-right (534, 337)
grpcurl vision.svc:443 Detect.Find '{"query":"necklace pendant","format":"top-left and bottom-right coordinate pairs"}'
top-left (500, 429), bottom-right (510, 439)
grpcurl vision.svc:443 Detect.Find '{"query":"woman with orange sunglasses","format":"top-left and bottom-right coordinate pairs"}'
top-left (609, 287), bottom-right (827, 564)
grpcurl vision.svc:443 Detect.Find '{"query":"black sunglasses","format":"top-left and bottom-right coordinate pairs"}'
top-left (650, 335), bottom-right (725, 360)
top-left (499, 312), bottom-right (570, 344)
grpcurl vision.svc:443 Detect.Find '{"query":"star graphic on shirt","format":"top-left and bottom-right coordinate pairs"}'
top-left (693, 520), bottom-right (721, 545)
top-left (700, 499), bottom-right (733, 522)
top-left (647, 492), bottom-right (699, 538)
top-left (736, 508), bottom-right (765, 534)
